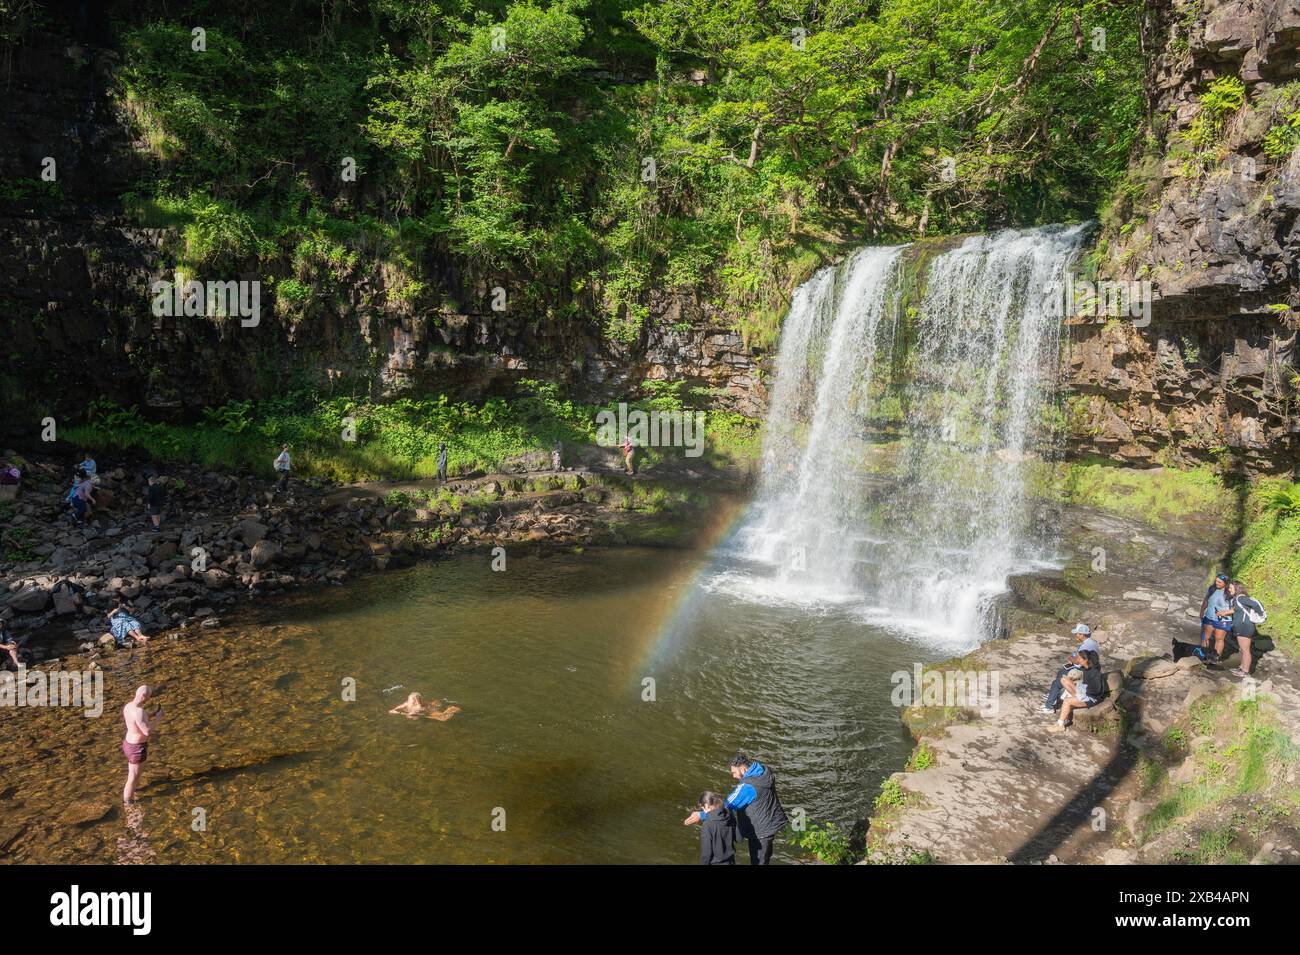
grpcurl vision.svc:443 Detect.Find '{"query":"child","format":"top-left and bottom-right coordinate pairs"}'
top-left (682, 790), bottom-right (737, 865)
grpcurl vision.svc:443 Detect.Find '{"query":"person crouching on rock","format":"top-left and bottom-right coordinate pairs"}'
top-left (388, 691), bottom-right (461, 721)
top-left (1041, 623), bottom-right (1099, 714)
top-left (1048, 649), bottom-right (1103, 733)
top-left (68, 468), bottom-right (95, 525)
top-left (107, 603), bottom-right (150, 647)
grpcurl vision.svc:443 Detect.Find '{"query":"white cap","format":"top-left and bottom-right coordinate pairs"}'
top-left (1071, 623), bottom-right (1091, 636)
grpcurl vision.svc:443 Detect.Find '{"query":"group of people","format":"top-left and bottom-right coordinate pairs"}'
top-left (683, 752), bottom-right (790, 864)
top-left (61, 451), bottom-right (169, 528)
top-left (1197, 573), bottom-right (1268, 677)
top-left (1041, 623), bottom-right (1107, 732)
top-left (65, 451), bottom-right (98, 526)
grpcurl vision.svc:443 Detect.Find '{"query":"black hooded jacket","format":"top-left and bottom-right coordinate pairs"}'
top-left (699, 807), bottom-right (737, 865)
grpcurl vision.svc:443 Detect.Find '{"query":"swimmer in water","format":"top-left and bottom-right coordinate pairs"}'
top-left (388, 692), bottom-right (462, 721)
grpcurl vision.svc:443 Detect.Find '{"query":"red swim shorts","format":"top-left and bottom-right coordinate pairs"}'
top-left (122, 739), bottom-right (148, 764)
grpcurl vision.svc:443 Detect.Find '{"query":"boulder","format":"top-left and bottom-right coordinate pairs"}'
top-left (249, 540), bottom-right (281, 568)
top-left (1124, 656), bottom-right (1179, 680)
top-left (8, 587), bottom-right (50, 613)
top-left (235, 519), bottom-right (269, 546)
top-left (52, 588), bottom-right (78, 615)
top-left (202, 568), bottom-right (233, 590)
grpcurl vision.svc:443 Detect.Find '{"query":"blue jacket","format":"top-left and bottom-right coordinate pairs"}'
top-left (725, 761), bottom-right (789, 840)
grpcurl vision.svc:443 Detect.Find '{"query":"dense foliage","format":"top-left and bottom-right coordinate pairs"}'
top-left (105, 0), bottom-right (1143, 345)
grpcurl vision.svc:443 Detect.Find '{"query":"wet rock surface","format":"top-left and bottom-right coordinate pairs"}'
top-left (1069, 0), bottom-right (1300, 473)
top-left (869, 503), bottom-right (1300, 864)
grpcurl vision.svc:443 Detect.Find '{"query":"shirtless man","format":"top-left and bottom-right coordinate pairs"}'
top-left (122, 685), bottom-right (163, 803)
top-left (388, 691), bottom-right (461, 722)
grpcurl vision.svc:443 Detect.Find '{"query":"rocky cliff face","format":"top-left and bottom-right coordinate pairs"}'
top-left (0, 19), bottom-right (764, 439)
top-left (1068, 0), bottom-right (1300, 473)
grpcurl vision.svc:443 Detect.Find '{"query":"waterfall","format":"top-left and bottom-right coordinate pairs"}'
top-left (718, 224), bottom-right (1089, 650)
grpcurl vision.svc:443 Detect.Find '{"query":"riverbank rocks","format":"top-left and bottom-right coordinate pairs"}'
top-left (236, 519), bottom-right (269, 546)
top-left (8, 586), bottom-right (50, 613)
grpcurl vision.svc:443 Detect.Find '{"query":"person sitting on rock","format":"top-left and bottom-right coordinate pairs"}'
top-left (0, 618), bottom-right (22, 671)
top-left (388, 691), bottom-right (461, 721)
top-left (78, 451), bottom-right (99, 484)
top-left (107, 603), bottom-right (150, 647)
top-left (1048, 649), bottom-right (1103, 732)
top-left (1041, 623), bottom-right (1099, 714)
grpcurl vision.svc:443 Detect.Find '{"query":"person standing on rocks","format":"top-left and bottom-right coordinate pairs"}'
top-left (146, 473), bottom-right (167, 528)
top-left (68, 468), bottom-right (95, 526)
top-left (274, 444), bottom-right (292, 496)
top-left (1199, 572), bottom-right (1232, 660)
top-left (723, 752), bottom-right (789, 865)
top-left (552, 440), bottom-right (563, 471)
top-left (437, 442), bottom-right (449, 483)
top-left (1227, 581), bottom-right (1266, 678)
top-left (122, 684), bottom-right (162, 803)
top-left (681, 790), bottom-right (737, 865)
top-left (621, 434), bottom-right (635, 475)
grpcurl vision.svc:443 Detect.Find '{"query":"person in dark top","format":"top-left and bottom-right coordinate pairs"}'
top-left (1227, 581), bottom-right (1266, 678)
top-left (146, 473), bottom-right (167, 528)
top-left (723, 752), bottom-right (789, 865)
top-left (682, 791), bottom-right (736, 865)
top-left (1048, 649), bottom-right (1104, 732)
top-left (0, 619), bottom-right (21, 671)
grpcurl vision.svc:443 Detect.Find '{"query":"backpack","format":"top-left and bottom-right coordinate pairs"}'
top-left (1238, 596), bottom-right (1267, 625)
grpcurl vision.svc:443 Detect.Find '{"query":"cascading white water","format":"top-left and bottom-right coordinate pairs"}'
top-left (720, 225), bottom-right (1088, 650)
top-left (734, 246), bottom-right (906, 595)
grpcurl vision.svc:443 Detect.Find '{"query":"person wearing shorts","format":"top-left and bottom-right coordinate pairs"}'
top-left (122, 684), bottom-right (162, 803)
top-left (1048, 650), bottom-right (1104, 732)
top-left (1200, 573), bottom-right (1233, 659)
